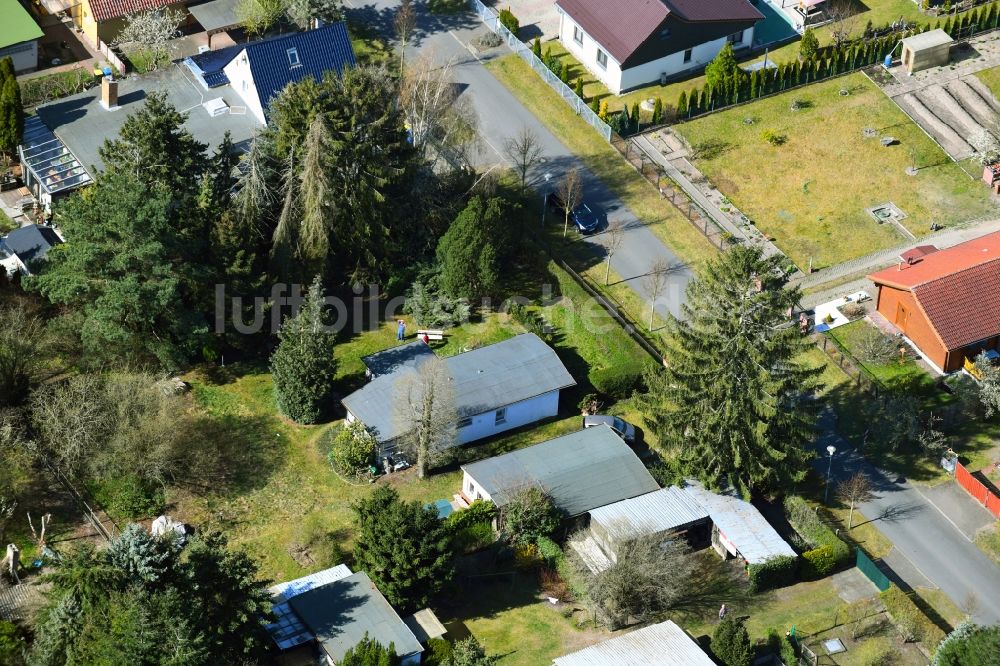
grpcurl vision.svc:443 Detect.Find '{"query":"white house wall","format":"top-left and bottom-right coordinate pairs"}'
top-left (457, 390), bottom-right (560, 444)
top-left (0, 41), bottom-right (38, 73)
top-left (558, 9), bottom-right (753, 94)
top-left (462, 470), bottom-right (494, 504)
top-left (222, 51), bottom-right (266, 124)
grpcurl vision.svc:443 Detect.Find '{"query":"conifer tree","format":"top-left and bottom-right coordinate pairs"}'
top-left (574, 77), bottom-right (584, 98)
top-left (713, 617), bottom-right (753, 666)
top-left (270, 276), bottom-right (337, 424)
top-left (630, 102), bottom-right (640, 132)
top-left (352, 486), bottom-right (454, 612)
top-left (0, 57), bottom-right (23, 155)
top-left (799, 27), bottom-right (819, 61)
top-left (341, 634), bottom-right (395, 666)
top-left (652, 96), bottom-right (663, 124)
top-left (676, 92), bottom-right (687, 120)
top-left (639, 245), bottom-right (821, 498)
top-left (532, 37), bottom-right (541, 59)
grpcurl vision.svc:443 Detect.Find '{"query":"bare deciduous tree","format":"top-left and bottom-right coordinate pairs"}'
top-left (394, 357), bottom-right (457, 478)
top-left (503, 126), bottom-right (543, 194)
top-left (556, 168), bottom-right (583, 237)
top-left (836, 472), bottom-right (875, 529)
top-left (600, 221), bottom-right (626, 284)
top-left (643, 258), bottom-right (670, 330)
top-left (827, 0), bottom-right (860, 49)
top-left (571, 531), bottom-right (742, 629)
top-left (394, 0), bottom-right (416, 75)
top-left (113, 8), bottom-right (185, 71)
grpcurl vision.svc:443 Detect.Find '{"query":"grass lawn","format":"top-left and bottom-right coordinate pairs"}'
top-left (975, 64), bottom-right (1000, 98)
top-left (826, 321), bottom-right (939, 396)
top-left (483, 53), bottom-right (719, 268)
top-left (975, 522), bottom-right (1000, 565)
top-left (674, 74), bottom-right (994, 270)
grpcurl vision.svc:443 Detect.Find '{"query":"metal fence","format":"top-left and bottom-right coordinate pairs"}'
top-left (856, 547), bottom-right (891, 592)
top-left (468, 0), bottom-right (612, 141)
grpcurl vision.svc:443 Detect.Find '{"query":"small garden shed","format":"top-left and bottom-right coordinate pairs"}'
top-left (900, 30), bottom-right (953, 75)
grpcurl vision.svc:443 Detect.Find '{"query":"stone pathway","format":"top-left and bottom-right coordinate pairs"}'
top-left (832, 568), bottom-right (879, 603)
top-left (632, 130), bottom-right (799, 273)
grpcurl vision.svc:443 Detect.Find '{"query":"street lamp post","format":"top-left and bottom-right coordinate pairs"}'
top-left (541, 172), bottom-right (552, 228)
top-left (824, 444), bottom-right (837, 504)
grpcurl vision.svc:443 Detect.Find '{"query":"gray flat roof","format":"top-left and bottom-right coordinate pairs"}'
top-left (266, 564), bottom-right (354, 650)
top-left (901, 28), bottom-right (953, 51)
top-left (343, 333), bottom-right (576, 441)
top-left (188, 0), bottom-right (241, 32)
top-left (36, 64), bottom-right (260, 176)
top-left (589, 486), bottom-right (710, 542)
top-left (287, 571), bottom-right (423, 661)
top-left (461, 426), bottom-right (659, 517)
top-left (682, 482), bottom-right (796, 564)
top-left (553, 620), bottom-right (714, 666)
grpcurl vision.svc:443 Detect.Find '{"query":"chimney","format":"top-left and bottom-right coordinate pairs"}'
top-left (100, 76), bottom-right (118, 110)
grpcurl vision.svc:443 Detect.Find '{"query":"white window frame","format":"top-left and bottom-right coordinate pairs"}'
top-left (573, 25), bottom-right (584, 45)
top-left (495, 407), bottom-right (507, 425)
top-left (596, 48), bottom-right (608, 70)
top-left (287, 47), bottom-right (301, 67)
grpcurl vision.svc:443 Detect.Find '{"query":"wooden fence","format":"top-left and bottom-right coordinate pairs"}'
top-left (609, 134), bottom-right (729, 250)
top-left (955, 460), bottom-right (1000, 519)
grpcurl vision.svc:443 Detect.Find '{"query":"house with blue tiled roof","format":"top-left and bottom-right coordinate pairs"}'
top-left (184, 22), bottom-right (356, 123)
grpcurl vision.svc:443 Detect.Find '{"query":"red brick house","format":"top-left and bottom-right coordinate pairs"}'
top-left (868, 231), bottom-right (1000, 373)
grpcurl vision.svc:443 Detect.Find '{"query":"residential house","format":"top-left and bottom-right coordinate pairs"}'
top-left (342, 333), bottom-right (576, 458)
top-left (0, 224), bottom-right (63, 277)
top-left (868, 231), bottom-right (1000, 373)
top-left (555, 0), bottom-right (763, 94)
top-left (0, 0), bottom-right (43, 73)
top-left (60, 0), bottom-right (193, 50)
top-left (265, 566), bottom-right (428, 666)
top-left (552, 619), bottom-right (715, 665)
top-left (459, 425), bottom-right (659, 517)
top-left (184, 22), bottom-right (357, 124)
top-left (571, 482), bottom-right (796, 573)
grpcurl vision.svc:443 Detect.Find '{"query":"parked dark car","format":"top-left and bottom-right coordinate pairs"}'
top-left (582, 415), bottom-right (637, 444)
top-left (547, 192), bottom-right (600, 233)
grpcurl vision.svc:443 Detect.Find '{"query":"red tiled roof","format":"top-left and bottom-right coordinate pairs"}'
top-left (869, 231), bottom-right (1000, 350)
top-left (555, 0), bottom-right (762, 64)
top-left (869, 231), bottom-right (1000, 289)
top-left (87, 0), bottom-right (176, 23)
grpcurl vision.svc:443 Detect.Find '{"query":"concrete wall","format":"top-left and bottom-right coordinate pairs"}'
top-left (457, 390), bottom-right (560, 445)
top-left (904, 43), bottom-right (951, 74)
top-left (0, 41), bottom-right (38, 73)
top-left (558, 10), bottom-right (752, 94)
top-left (223, 50), bottom-right (266, 123)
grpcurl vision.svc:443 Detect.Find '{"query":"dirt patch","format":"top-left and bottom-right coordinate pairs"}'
top-left (714, 177), bottom-right (739, 196)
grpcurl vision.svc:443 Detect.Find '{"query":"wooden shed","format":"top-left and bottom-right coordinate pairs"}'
top-left (900, 29), bottom-right (953, 74)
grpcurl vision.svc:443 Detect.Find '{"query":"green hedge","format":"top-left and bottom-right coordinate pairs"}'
top-left (536, 536), bottom-right (563, 567)
top-left (498, 8), bottom-right (519, 35)
top-left (784, 495), bottom-right (851, 578)
top-left (747, 555), bottom-right (798, 593)
top-left (879, 584), bottom-right (946, 646)
top-left (588, 364), bottom-right (645, 399)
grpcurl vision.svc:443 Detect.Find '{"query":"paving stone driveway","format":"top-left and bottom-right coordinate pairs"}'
top-left (485, 0), bottom-right (560, 40)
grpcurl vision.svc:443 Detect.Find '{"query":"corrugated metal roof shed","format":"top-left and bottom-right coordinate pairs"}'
top-left (343, 333), bottom-right (576, 442)
top-left (461, 426), bottom-right (658, 517)
top-left (553, 620), bottom-right (714, 666)
top-left (682, 483), bottom-right (796, 564)
top-left (589, 486), bottom-right (709, 542)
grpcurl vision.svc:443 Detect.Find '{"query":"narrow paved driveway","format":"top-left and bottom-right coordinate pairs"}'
top-left (815, 416), bottom-right (1000, 624)
top-left (345, 0), bottom-right (692, 318)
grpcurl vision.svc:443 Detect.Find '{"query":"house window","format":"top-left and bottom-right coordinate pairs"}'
top-left (683, 48), bottom-right (693, 63)
top-left (596, 49), bottom-right (608, 70)
top-left (495, 408), bottom-right (507, 425)
top-left (476, 492), bottom-right (482, 500)
top-left (457, 416), bottom-right (472, 429)
top-left (573, 26), bottom-right (584, 45)
top-left (727, 30), bottom-right (744, 44)
top-left (287, 47), bottom-right (300, 67)
top-left (468, 481), bottom-right (474, 493)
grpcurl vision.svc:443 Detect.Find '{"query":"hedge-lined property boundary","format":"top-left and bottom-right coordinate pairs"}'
top-left (747, 555), bottom-right (799, 593)
top-left (784, 496), bottom-right (852, 578)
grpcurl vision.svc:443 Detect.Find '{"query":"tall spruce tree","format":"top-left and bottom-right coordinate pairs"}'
top-left (640, 245), bottom-right (821, 497)
top-left (437, 196), bottom-right (506, 301)
top-left (351, 485), bottom-right (454, 612)
top-left (270, 276), bottom-right (337, 424)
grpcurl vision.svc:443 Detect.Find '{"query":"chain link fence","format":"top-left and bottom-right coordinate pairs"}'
top-left (468, 0), bottom-right (612, 141)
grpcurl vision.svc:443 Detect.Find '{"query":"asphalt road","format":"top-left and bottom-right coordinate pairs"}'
top-left (344, 0), bottom-right (692, 318)
top-left (815, 416), bottom-right (1000, 624)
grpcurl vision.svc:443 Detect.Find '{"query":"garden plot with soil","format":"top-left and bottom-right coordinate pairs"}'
top-left (675, 74), bottom-right (995, 270)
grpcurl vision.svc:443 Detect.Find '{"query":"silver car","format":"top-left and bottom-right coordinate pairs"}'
top-left (582, 415), bottom-right (637, 444)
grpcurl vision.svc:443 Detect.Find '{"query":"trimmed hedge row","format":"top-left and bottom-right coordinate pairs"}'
top-left (784, 496), bottom-right (851, 579)
top-left (879, 584), bottom-right (946, 646)
top-left (747, 555), bottom-right (798, 593)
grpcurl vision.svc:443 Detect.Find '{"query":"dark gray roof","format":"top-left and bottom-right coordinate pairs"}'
top-left (0, 224), bottom-right (62, 270)
top-left (461, 426), bottom-right (659, 517)
top-left (287, 571), bottom-right (423, 662)
top-left (342, 334), bottom-right (576, 441)
top-left (362, 341), bottom-right (435, 377)
top-left (187, 0), bottom-right (241, 33)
